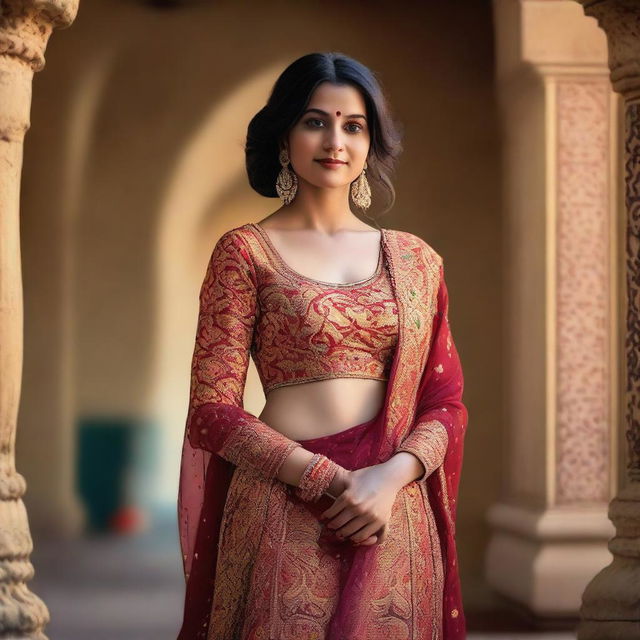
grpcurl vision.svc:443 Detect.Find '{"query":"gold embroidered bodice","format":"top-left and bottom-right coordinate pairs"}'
top-left (185, 223), bottom-right (447, 483)
top-left (241, 223), bottom-right (399, 395)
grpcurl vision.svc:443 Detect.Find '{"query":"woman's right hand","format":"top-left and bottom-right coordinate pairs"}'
top-left (324, 467), bottom-right (380, 547)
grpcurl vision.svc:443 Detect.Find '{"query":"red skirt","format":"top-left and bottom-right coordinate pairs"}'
top-left (207, 406), bottom-right (445, 639)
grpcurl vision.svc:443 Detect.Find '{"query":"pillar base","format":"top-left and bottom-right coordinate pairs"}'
top-left (578, 621), bottom-right (640, 640)
top-left (577, 484), bottom-right (640, 640)
top-left (486, 502), bottom-right (614, 619)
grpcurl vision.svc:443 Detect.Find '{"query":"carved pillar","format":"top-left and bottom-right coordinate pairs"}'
top-left (575, 1), bottom-right (640, 638)
top-left (487, 0), bottom-right (618, 622)
top-left (0, 1), bottom-right (79, 637)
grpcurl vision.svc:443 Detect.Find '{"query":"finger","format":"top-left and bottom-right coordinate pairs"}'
top-left (326, 508), bottom-right (359, 534)
top-left (348, 521), bottom-right (382, 544)
top-left (377, 524), bottom-right (389, 544)
top-left (320, 493), bottom-right (349, 520)
top-left (335, 515), bottom-right (371, 539)
top-left (353, 523), bottom-right (380, 546)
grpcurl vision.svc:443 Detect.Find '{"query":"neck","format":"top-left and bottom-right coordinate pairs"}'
top-left (282, 181), bottom-right (364, 234)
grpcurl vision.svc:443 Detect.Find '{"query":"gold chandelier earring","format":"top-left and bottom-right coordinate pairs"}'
top-left (276, 148), bottom-right (298, 205)
top-left (351, 160), bottom-right (372, 211)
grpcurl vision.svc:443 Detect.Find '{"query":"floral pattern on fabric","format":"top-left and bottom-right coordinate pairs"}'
top-left (177, 225), bottom-right (469, 640)
top-left (249, 222), bottom-right (399, 394)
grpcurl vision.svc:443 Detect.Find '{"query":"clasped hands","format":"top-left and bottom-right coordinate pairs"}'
top-left (319, 463), bottom-right (402, 547)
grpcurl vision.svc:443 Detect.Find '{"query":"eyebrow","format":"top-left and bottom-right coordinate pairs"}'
top-left (302, 108), bottom-right (367, 121)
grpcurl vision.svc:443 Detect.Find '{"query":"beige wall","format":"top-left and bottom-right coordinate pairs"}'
top-left (17, 0), bottom-right (502, 611)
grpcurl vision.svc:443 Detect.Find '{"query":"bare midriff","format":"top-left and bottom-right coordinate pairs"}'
top-left (257, 377), bottom-right (387, 441)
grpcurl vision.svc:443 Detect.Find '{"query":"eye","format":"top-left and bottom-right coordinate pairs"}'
top-left (346, 121), bottom-right (363, 133)
top-left (303, 118), bottom-right (364, 133)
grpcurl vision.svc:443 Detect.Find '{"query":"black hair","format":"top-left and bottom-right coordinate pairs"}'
top-left (245, 52), bottom-right (404, 222)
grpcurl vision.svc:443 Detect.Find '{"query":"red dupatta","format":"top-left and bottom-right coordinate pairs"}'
top-left (177, 226), bottom-right (468, 639)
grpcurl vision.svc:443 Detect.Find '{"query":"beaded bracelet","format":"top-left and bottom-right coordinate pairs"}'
top-left (295, 453), bottom-right (340, 503)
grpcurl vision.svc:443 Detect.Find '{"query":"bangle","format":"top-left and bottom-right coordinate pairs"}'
top-left (295, 453), bottom-right (340, 502)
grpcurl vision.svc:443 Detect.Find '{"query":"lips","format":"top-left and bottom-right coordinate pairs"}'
top-left (316, 159), bottom-right (346, 165)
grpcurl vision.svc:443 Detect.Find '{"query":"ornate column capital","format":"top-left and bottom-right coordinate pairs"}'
top-left (577, 0), bottom-right (640, 98)
top-left (0, 0), bottom-right (79, 71)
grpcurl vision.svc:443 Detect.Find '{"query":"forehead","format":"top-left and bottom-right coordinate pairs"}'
top-left (307, 82), bottom-right (366, 112)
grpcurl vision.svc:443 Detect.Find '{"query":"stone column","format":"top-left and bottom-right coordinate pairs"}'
top-left (575, 1), bottom-right (640, 638)
top-left (487, 0), bottom-right (618, 622)
top-left (0, 1), bottom-right (79, 637)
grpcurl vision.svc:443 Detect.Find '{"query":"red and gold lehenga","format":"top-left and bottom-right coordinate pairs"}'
top-left (177, 223), bottom-right (468, 639)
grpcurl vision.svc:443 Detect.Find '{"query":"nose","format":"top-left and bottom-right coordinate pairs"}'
top-left (323, 122), bottom-right (345, 152)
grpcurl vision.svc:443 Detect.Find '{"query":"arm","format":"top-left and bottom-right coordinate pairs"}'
top-left (186, 229), bottom-right (341, 494)
top-left (388, 262), bottom-right (466, 483)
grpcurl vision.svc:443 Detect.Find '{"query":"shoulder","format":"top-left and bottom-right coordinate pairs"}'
top-left (206, 225), bottom-right (257, 282)
top-left (207, 224), bottom-right (257, 262)
top-left (386, 228), bottom-right (443, 269)
top-left (216, 223), bottom-right (254, 247)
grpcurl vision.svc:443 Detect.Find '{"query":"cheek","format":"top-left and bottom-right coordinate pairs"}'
top-left (356, 135), bottom-right (371, 155)
top-left (351, 140), bottom-right (370, 170)
top-left (289, 143), bottom-right (315, 169)
top-left (289, 129), bottom-right (316, 154)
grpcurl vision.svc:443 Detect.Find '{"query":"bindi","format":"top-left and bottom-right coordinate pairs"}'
top-left (336, 110), bottom-right (341, 116)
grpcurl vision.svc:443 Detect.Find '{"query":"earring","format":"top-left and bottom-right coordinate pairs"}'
top-left (276, 148), bottom-right (298, 205)
top-left (351, 160), bottom-right (372, 211)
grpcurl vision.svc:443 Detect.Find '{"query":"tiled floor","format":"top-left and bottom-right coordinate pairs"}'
top-left (25, 512), bottom-right (577, 640)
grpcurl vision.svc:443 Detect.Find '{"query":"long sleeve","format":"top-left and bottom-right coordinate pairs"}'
top-left (186, 229), bottom-right (302, 478)
top-left (395, 262), bottom-right (467, 481)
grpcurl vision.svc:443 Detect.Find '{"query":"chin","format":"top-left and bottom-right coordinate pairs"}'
top-left (312, 179), bottom-right (353, 190)
top-left (300, 173), bottom-right (353, 189)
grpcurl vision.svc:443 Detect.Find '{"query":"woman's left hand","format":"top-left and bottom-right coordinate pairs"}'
top-left (320, 464), bottom-right (402, 546)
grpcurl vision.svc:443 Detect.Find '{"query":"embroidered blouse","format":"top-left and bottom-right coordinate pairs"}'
top-left (248, 222), bottom-right (398, 393)
top-left (186, 223), bottom-right (448, 484)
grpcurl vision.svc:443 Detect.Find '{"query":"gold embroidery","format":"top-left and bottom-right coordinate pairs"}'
top-left (208, 468), bottom-right (287, 638)
top-left (380, 229), bottom-right (442, 450)
top-left (264, 371), bottom-right (390, 393)
top-left (438, 465), bottom-right (455, 532)
top-left (246, 224), bottom-right (399, 395)
top-left (397, 420), bottom-right (449, 482)
top-left (186, 229), bottom-right (306, 479)
top-left (212, 466), bottom-right (446, 637)
top-left (421, 481), bottom-right (445, 638)
top-left (202, 229), bottom-right (447, 639)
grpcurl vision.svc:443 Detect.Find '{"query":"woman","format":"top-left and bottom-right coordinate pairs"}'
top-left (177, 52), bottom-right (468, 639)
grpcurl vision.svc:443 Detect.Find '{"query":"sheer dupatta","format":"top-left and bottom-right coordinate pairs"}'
top-left (419, 266), bottom-right (468, 638)
top-left (321, 230), bottom-right (468, 638)
top-left (176, 226), bottom-right (468, 639)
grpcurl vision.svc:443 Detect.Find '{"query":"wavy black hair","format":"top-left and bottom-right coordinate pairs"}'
top-left (245, 52), bottom-right (404, 222)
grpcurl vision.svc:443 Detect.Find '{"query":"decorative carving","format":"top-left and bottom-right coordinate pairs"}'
top-left (555, 79), bottom-right (612, 502)
top-left (624, 100), bottom-right (640, 481)
top-left (0, 0), bottom-right (78, 71)
top-left (0, 1), bottom-right (79, 638)
top-left (576, 1), bottom-right (640, 638)
top-left (577, 0), bottom-right (640, 99)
